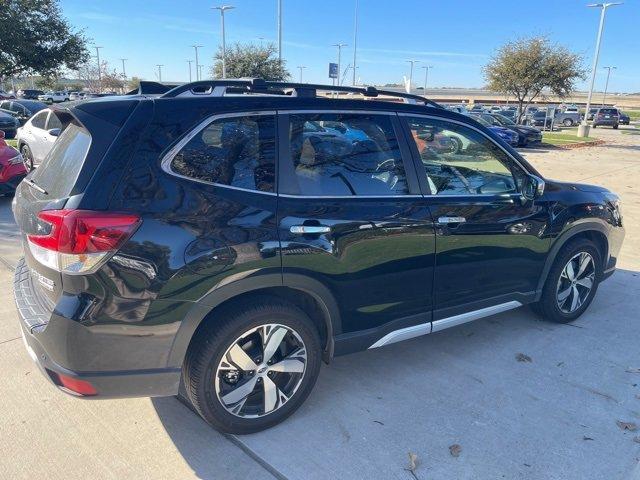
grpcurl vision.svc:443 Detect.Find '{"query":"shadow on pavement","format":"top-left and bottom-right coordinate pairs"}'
top-left (152, 268), bottom-right (640, 480)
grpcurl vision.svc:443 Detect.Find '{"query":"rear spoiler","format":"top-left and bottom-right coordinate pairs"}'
top-left (126, 81), bottom-right (180, 96)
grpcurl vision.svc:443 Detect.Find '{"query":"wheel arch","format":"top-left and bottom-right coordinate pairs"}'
top-left (167, 273), bottom-right (341, 368)
top-left (535, 221), bottom-right (610, 299)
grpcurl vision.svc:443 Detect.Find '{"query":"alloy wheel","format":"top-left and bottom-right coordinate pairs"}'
top-left (214, 323), bottom-right (307, 419)
top-left (556, 252), bottom-right (595, 314)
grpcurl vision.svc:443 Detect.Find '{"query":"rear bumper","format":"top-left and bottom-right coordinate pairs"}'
top-left (13, 258), bottom-right (181, 398)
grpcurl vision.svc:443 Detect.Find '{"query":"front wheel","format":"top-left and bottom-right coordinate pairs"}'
top-left (613, 124), bottom-right (619, 129)
top-left (184, 297), bottom-right (322, 434)
top-left (563, 118), bottom-right (573, 127)
top-left (531, 238), bottom-right (602, 323)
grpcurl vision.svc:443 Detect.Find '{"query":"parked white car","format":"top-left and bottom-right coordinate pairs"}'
top-left (37, 91), bottom-right (69, 103)
top-left (16, 109), bottom-right (62, 170)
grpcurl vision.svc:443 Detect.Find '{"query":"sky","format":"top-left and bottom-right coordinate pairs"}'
top-left (60, 0), bottom-right (640, 92)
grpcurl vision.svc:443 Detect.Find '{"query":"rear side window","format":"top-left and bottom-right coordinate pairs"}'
top-left (46, 113), bottom-right (62, 130)
top-left (285, 113), bottom-right (409, 196)
top-left (30, 123), bottom-right (91, 197)
top-left (169, 114), bottom-right (276, 193)
top-left (31, 111), bottom-right (47, 129)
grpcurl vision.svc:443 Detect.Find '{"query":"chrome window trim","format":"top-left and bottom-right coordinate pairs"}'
top-left (398, 112), bottom-right (531, 181)
top-left (160, 110), bottom-right (277, 196)
top-left (280, 109), bottom-right (396, 115)
top-left (368, 300), bottom-right (522, 349)
top-left (279, 193), bottom-right (423, 199)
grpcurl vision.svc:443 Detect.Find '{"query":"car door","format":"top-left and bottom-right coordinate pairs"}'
top-left (400, 113), bottom-right (549, 323)
top-left (277, 110), bottom-right (436, 352)
top-left (26, 110), bottom-right (49, 163)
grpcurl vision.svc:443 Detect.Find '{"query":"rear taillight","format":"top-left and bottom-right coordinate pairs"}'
top-left (27, 209), bottom-right (141, 274)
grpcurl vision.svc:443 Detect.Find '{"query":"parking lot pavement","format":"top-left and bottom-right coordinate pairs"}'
top-left (1, 127), bottom-right (639, 479)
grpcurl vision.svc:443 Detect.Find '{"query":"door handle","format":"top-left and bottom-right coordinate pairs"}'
top-left (437, 216), bottom-right (466, 225)
top-left (290, 225), bottom-right (331, 235)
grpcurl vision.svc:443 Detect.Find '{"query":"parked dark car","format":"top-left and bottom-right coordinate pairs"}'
top-left (0, 131), bottom-right (27, 194)
top-left (489, 113), bottom-right (542, 146)
top-left (0, 90), bottom-right (15, 100)
top-left (587, 108), bottom-right (599, 121)
top-left (470, 113), bottom-right (520, 146)
top-left (592, 107), bottom-right (619, 129)
top-left (16, 89), bottom-right (45, 100)
top-left (528, 111), bottom-right (553, 128)
top-left (13, 79), bottom-right (625, 435)
top-left (0, 99), bottom-right (48, 125)
top-left (618, 110), bottom-right (630, 125)
top-left (0, 109), bottom-right (20, 138)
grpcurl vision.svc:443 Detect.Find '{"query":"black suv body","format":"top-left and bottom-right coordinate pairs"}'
top-left (13, 80), bottom-right (624, 433)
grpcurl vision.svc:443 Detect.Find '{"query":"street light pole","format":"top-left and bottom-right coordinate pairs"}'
top-left (95, 46), bottom-right (103, 92)
top-left (277, 0), bottom-right (282, 64)
top-left (421, 65), bottom-right (433, 96)
top-left (578, 2), bottom-right (622, 137)
top-left (156, 64), bottom-right (163, 82)
top-left (119, 58), bottom-right (127, 78)
top-left (352, 0), bottom-right (358, 86)
top-left (187, 60), bottom-right (193, 82)
top-left (602, 66), bottom-right (616, 106)
top-left (332, 43), bottom-right (347, 86)
top-left (297, 65), bottom-right (306, 83)
top-left (406, 60), bottom-right (420, 93)
top-left (191, 45), bottom-right (203, 81)
top-left (213, 5), bottom-right (235, 79)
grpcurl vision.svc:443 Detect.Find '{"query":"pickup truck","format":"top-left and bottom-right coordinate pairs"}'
top-left (552, 108), bottom-right (582, 127)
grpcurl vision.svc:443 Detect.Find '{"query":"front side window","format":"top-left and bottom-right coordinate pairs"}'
top-left (31, 111), bottom-right (47, 129)
top-left (170, 114), bottom-right (276, 193)
top-left (286, 113), bottom-right (409, 196)
top-left (404, 116), bottom-right (524, 196)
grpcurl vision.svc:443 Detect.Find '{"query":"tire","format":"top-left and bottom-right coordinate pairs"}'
top-left (184, 297), bottom-right (322, 434)
top-left (613, 124), bottom-right (619, 129)
top-left (531, 238), bottom-right (602, 323)
top-left (448, 136), bottom-right (463, 154)
top-left (563, 118), bottom-right (573, 127)
top-left (592, 124), bottom-right (597, 128)
top-left (20, 144), bottom-right (34, 171)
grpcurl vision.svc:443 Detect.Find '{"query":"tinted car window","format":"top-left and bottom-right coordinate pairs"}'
top-left (404, 116), bottom-right (524, 196)
top-left (598, 108), bottom-right (618, 115)
top-left (285, 113), bottom-right (409, 196)
top-left (46, 112), bottom-right (62, 130)
top-left (30, 111), bottom-right (48, 129)
top-left (170, 114), bottom-right (276, 193)
top-left (30, 123), bottom-right (91, 197)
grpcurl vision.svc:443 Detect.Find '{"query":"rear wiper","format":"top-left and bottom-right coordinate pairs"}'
top-left (23, 178), bottom-right (48, 195)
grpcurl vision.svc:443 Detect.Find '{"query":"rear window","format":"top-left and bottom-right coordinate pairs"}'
top-left (599, 108), bottom-right (617, 114)
top-left (30, 123), bottom-right (91, 197)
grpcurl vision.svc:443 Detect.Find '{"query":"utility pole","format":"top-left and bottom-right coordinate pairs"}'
top-left (332, 43), bottom-right (347, 86)
top-left (95, 46), bottom-right (103, 92)
top-left (297, 65), bottom-right (306, 83)
top-left (198, 64), bottom-right (204, 80)
top-left (213, 5), bottom-right (235, 79)
top-left (119, 58), bottom-right (127, 78)
top-left (578, 2), bottom-right (622, 137)
top-left (421, 65), bottom-right (433, 96)
top-left (277, 0), bottom-right (282, 64)
top-left (156, 64), bottom-right (163, 82)
top-left (352, 0), bottom-right (359, 86)
top-left (187, 60), bottom-right (193, 82)
top-left (602, 65), bottom-right (616, 106)
top-left (191, 45), bottom-right (203, 81)
top-left (406, 60), bottom-right (420, 93)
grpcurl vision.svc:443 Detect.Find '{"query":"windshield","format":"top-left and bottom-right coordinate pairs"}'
top-left (493, 114), bottom-right (515, 126)
top-left (30, 123), bottom-right (91, 197)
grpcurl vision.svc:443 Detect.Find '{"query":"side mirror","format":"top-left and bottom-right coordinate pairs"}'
top-left (522, 174), bottom-right (545, 201)
top-left (47, 128), bottom-right (60, 137)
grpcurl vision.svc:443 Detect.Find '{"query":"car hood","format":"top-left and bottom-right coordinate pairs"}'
top-left (547, 179), bottom-right (612, 194)
top-left (488, 126), bottom-right (514, 135)
top-left (514, 125), bottom-right (540, 133)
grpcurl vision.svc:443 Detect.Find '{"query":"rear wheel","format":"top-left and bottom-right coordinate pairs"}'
top-left (531, 238), bottom-right (602, 323)
top-left (184, 297), bottom-right (322, 434)
top-left (563, 118), bottom-right (573, 127)
top-left (613, 124), bottom-right (619, 129)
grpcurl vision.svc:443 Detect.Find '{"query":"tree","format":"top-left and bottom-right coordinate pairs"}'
top-left (212, 43), bottom-right (289, 81)
top-left (0, 0), bottom-right (89, 79)
top-left (483, 37), bottom-right (585, 122)
top-left (127, 77), bottom-right (142, 92)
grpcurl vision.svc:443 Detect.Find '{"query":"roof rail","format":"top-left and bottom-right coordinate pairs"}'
top-left (161, 78), bottom-right (442, 108)
top-left (126, 81), bottom-right (180, 96)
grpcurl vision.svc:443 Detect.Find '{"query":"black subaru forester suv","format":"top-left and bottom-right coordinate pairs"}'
top-left (13, 79), bottom-right (624, 434)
